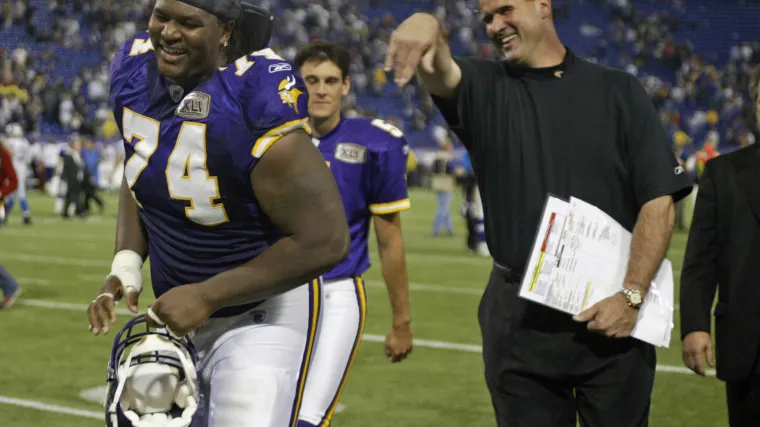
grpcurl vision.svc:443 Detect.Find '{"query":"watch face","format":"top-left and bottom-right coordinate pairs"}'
top-left (630, 292), bottom-right (642, 305)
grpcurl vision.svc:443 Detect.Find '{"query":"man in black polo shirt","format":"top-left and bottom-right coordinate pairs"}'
top-left (384, 1), bottom-right (693, 426)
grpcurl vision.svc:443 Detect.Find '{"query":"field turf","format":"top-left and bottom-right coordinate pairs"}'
top-left (0, 189), bottom-right (726, 426)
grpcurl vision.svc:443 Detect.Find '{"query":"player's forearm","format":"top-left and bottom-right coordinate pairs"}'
top-left (198, 231), bottom-right (349, 310)
top-left (623, 196), bottom-right (675, 295)
top-left (415, 15), bottom-right (460, 99)
top-left (114, 176), bottom-right (148, 259)
top-left (377, 236), bottom-right (412, 327)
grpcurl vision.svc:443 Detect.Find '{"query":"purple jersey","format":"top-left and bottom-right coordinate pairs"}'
top-left (110, 32), bottom-right (310, 317)
top-left (313, 116), bottom-right (411, 281)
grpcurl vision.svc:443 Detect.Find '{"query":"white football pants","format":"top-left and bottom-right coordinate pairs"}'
top-left (191, 279), bottom-right (322, 427)
top-left (297, 277), bottom-right (368, 427)
top-left (10, 164), bottom-right (27, 201)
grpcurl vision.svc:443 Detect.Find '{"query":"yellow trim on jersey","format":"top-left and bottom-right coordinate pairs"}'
top-left (321, 277), bottom-right (368, 427)
top-left (251, 118), bottom-right (312, 158)
top-left (291, 278), bottom-right (322, 427)
top-left (369, 198), bottom-right (411, 215)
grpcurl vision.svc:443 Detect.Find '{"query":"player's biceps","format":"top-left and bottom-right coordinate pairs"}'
top-left (252, 137), bottom-right (344, 235)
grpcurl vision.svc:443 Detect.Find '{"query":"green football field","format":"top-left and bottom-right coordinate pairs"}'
top-left (0, 189), bottom-right (726, 427)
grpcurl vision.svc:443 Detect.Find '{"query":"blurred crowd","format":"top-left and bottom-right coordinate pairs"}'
top-left (0, 0), bottom-right (151, 139)
top-left (0, 0), bottom-right (757, 181)
top-left (602, 0), bottom-right (759, 179)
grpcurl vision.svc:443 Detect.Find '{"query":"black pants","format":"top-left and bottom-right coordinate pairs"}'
top-left (478, 267), bottom-right (656, 427)
top-left (63, 182), bottom-right (81, 218)
top-left (82, 185), bottom-right (104, 214)
top-left (727, 376), bottom-right (760, 425)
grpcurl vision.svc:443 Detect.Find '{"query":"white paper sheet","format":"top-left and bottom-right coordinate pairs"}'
top-left (518, 195), bottom-right (675, 348)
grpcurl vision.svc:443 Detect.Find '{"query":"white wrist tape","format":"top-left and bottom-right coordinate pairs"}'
top-left (108, 250), bottom-right (144, 295)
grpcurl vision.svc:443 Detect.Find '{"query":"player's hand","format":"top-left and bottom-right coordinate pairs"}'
top-left (144, 284), bottom-right (214, 337)
top-left (384, 13), bottom-right (440, 87)
top-left (87, 275), bottom-right (140, 336)
top-left (682, 331), bottom-right (715, 376)
top-left (385, 322), bottom-right (413, 363)
top-left (572, 293), bottom-right (638, 338)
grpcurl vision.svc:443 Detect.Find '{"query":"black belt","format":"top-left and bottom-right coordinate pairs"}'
top-left (492, 261), bottom-right (523, 283)
top-left (210, 301), bottom-right (263, 319)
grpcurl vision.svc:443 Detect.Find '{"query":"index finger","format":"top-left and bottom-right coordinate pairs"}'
top-left (96, 294), bottom-right (116, 334)
top-left (87, 301), bottom-right (100, 334)
top-left (383, 33), bottom-right (398, 72)
top-left (688, 352), bottom-right (705, 376)
top-left (88, 293), bottom-right (114, 335)
top-left (394, 45), bottom-right (424, 87)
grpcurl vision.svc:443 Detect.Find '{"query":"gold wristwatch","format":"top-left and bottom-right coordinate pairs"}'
top-left (619, 288), bottom-right (643, 309)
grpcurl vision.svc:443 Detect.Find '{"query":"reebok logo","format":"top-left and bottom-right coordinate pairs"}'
top-left (269, 63), bottom-right (292, 73)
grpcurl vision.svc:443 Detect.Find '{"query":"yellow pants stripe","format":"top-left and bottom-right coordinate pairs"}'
top-left (320, 276), bottom-right (368, 427)
top-left (289, 278), bottom-right (323, 427)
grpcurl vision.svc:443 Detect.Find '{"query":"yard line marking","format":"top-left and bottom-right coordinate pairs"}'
top-left (22, 267), bottom-right (681, 309)
top-left (79, 274), bottom-right (108, 281)
top-left (1, 245), bottom-right (491, 266)
top-left (13, 216), bottom-right (113, 225)
top-left (76, 275), bottom-right (485, 296)
top-left (361, 334), bottom-right (483, 352)
top-left (371, 281), bottom-right (483, 296)
top-left (18, 266), bottom-right (680, 307)
top-left (2, 252), bottom-right (485, 296)
top-left (0, 253), bottom-right (107, 267)
top-left (18, 277), bottom-right (51, 286)
top-left (16, 298), bottom-right (706, 375)
top-left (77, 386), bottom-right (348, 414)
top-left (0, 230), bottom-right (108, 241)
top-left (0, 395), bottom-right (102, 420)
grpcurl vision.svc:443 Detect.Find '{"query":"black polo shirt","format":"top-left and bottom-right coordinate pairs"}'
top-left (432, 49), bottom-right (693, 275)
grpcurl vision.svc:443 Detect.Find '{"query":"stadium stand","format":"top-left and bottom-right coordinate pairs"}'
top-left (0, 0), bottom-right (758, 176)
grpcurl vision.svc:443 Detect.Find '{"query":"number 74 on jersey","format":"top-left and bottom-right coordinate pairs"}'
top-left (121, 108), bottom-right (229, 227)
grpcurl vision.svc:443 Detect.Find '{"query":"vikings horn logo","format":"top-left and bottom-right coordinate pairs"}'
top-left (278, 76), bottom-right (303, 113)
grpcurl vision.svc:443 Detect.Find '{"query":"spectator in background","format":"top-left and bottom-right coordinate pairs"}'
top-left (430, 135), bottom-right (463, 237)
top-left (0, 137), bottom-right (18, 226)
top-left (695, 134), bottom-right (720, 178)
top-left (0, 264), bottom-right (21, 309)
top-left (80, 137), bottom-right (104, 215)
top-left (680, 65), bottom-right (760, 427)
top-left (81, 137), bottom-right (100, 190)
top-left (459, 149), bottom-right (488, 256)
top-left (673, 147), bottom-right (688, 231)
top-left (405, 144), bottom-right (419, 187)
top-left (55, 136), bottom-right (84, 218)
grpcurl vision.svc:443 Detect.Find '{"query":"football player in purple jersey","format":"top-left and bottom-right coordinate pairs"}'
top-left (294, 40), bottom-right (414, 427)
top-left (86, 1), bottom-right (350, 425)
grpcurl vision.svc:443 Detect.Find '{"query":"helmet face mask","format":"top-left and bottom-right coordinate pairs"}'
top-left (105, 315), bottom-right (203, 427)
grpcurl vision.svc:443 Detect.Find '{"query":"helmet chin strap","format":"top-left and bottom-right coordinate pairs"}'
top-left (146, 307), bottom-right (182, 339)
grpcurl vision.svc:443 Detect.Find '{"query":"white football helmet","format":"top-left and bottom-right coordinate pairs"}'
top-left (105, 315), bottom-right (203, 427)
top-left (4, 123), bottom-right (23, 137)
